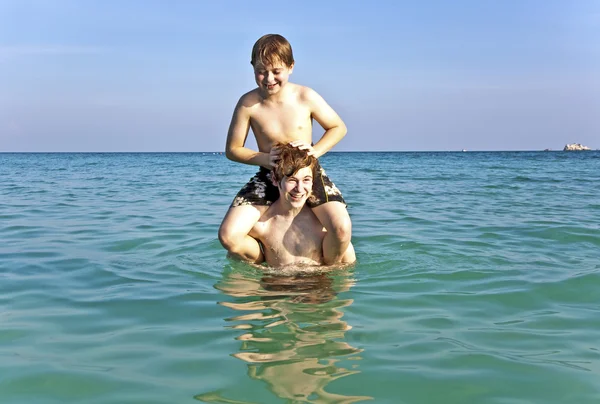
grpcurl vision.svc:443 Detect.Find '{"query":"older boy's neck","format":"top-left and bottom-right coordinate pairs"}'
top-left (273, 200), bottom-right (303, 217)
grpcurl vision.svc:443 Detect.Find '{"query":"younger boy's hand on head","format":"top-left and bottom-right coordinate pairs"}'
top-left (269, 145), bottom-right (281, 168)
top-left (289, 140), bottom-right (316, 156)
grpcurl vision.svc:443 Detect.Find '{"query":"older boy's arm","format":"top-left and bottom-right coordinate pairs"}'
top-left (225, 98), bottom-right (271, 167)
top-left (305, 88), bottom-right (347, 158)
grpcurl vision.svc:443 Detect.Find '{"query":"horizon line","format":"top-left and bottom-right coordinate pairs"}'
top-left (2, 149), bottom-right (597, 154)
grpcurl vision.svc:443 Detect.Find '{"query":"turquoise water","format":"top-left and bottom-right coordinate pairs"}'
top-left (1, 151), bottom-right (599, 403)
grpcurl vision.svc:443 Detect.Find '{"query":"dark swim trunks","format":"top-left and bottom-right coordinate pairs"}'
top-left (230, 163), bottom-right (345, 208)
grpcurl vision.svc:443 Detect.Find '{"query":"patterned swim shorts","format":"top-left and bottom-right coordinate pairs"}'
top-left (230, 163), bottom-right (345, 208)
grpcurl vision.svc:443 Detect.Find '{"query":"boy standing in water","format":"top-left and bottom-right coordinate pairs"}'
top-left (218, 34), bottom-right (351, 265)
top-left (249, 143), bottom-right (356, 268)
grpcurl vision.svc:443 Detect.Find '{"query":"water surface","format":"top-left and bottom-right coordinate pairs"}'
top-left (1, 151), bottom-right (599, 403)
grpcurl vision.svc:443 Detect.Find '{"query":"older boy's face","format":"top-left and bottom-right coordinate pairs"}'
top-left (277, 166), bottom-right (313, 209)
top-left (254, 61), bottom-right (293, 95)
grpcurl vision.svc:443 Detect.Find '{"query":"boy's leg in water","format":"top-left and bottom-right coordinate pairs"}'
top-left (342, 241), bottom-right (356, 264)
top-left (219, 204), bottom-right (269, 263)
top-left (312, 201), bottom-right (352, 264)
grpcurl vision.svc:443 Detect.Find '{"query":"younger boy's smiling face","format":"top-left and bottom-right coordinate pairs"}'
top-left (253, 61), bottom-right (294, 95)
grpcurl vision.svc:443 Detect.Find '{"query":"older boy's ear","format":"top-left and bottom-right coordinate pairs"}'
top-left (270, 171), bottom-right (278, 187)
top-left (288, 63), bottom-right (294, 74)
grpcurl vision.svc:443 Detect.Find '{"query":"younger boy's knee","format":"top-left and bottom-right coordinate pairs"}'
top-left (331, 217), bottom-right (352, 244)
top-left (218, 225), bottom-right (238, 251)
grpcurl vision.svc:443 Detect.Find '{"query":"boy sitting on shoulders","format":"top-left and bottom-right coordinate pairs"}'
top-left (219, 34), bottom-right (352, 265)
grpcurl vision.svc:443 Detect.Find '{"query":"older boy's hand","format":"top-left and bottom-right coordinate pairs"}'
top-left (269, 145), bottom-right (281, 167)
top-left (289, 140), bottom-right (316, 156)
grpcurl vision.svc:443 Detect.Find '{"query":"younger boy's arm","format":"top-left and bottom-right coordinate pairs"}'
top-left (225, 97), bottom-right (271, 168)
top-left (303, 88), bottom-right (347, 158)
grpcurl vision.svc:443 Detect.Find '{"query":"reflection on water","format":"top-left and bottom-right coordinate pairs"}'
top-left (197, 265), bottom-right (372, 403)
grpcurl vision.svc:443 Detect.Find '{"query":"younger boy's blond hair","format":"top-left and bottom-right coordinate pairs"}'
top-left (251, 34), bottom-right (295, 68)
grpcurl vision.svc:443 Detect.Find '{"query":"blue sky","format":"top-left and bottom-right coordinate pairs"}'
top-left (1, 0), bottom-right (598, 151)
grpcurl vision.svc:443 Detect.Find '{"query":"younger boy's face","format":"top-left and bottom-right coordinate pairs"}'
top-left (253, 61), bottom-right (293, 96)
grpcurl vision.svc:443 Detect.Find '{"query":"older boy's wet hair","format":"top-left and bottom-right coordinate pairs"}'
top-left (272, 143), bottom-right (317, 183)
top-left (251, 34), bottom-right (295, 68)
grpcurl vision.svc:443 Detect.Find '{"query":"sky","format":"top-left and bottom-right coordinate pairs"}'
top-left (1, 0), bottom-right (599, 152)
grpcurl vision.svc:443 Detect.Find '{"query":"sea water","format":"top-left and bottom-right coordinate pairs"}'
top-left (1, 151), bottom-right (599, 403)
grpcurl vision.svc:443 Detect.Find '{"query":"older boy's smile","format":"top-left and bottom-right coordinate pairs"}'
top-left (289, 192), bottom-right (304, 201)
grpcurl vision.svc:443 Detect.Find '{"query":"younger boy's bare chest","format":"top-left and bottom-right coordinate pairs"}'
top-left (250, 102), bottom-right (313, 145)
